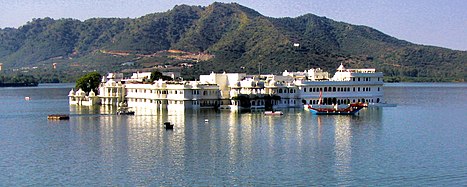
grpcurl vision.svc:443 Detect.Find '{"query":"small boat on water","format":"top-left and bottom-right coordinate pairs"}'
top-left (116, 107), bottom-right (135, 115)
top-left (164, 121), bottom-right (174, 129)
top-left (307, 103), bottom-right (365, 115)
top-left (264, 111), bottom-right (283, 115)
top-left (47, 114), bottom-right (70, 120)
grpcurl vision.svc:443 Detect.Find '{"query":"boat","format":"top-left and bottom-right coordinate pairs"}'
top-left (116, 107), bottom-right (135, 115)
top-left (47, 114), bottom-right (70, 120)
top-left (307, 103), bottom-right (365, 115)
top-left (164, 121), bottom-right (174, 129)
top-left (264, 110), bottom-right (283, 115)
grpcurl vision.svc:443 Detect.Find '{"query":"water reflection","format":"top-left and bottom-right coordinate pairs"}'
top-left (67, 105), bottom-right (385, 185)
top-left (334, 115), bottom-right (352, 182)
top-left (299, 108), bottom-right (384, 185)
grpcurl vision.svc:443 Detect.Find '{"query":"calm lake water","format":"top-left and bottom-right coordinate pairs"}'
top-left (0, 83), bottom-right (466, 186)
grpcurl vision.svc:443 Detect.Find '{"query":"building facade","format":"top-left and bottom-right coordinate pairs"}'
top-left (69, 64), bottom-right (384, 110)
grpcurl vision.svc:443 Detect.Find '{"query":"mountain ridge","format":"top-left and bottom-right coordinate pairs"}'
top-left (0, 2), bottom-right (465, 82)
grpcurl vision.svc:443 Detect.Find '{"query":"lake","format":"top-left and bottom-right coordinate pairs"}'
top-left (0, 83), bottom-right (466, 186)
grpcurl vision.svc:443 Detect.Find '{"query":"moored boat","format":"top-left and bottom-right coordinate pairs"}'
top-left (307, 103), bottom-right (365, 115)
top-left (116, 107), bottom-right (135, 115)
top-left (264, 111), bottom-right (283, 115)
top-left (47, 114), bottom-right (70, 120)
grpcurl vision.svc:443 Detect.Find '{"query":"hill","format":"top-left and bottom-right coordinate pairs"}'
top-left (0, 2), bottom-right (465, 82)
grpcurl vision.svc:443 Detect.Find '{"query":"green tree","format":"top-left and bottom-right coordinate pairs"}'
top-left (150, 70), bottom-right (173, 82)
top-left (75, 72), bottom-right (101, 93)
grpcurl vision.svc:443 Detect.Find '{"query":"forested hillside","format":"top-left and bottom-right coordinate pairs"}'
top-left (0, 2), bottom-right (465, 82)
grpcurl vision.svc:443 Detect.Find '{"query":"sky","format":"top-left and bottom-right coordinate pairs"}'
top-left (1, 0), bottom-right (466, 51)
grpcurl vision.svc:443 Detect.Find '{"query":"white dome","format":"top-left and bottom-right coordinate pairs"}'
top-left (106, 79), bottom-right (116, 86)
top-left (68, 89), bottom-right (75, 96)
top-left (76, 88), bottom-right (86, 96)
top-left (89, 90), bottom-right (96, 97)
top-left (337, 63), bottom-right (346, 71)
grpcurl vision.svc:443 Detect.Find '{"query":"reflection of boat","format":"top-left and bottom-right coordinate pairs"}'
top-left (164, 121), bottom-right (174, 129)
top-left (264, 111), bottom-right (283, 115)
top-left (116, 107), bottom-right (135, 115)
top-left (307, 103), bottom-right (364, 115)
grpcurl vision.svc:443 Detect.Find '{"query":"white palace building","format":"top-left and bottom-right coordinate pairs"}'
top-left (69, 64), bottom-right (384, 110)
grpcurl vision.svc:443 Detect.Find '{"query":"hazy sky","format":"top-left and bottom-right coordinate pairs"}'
top-left (1, 0), bottom-right (466, 50)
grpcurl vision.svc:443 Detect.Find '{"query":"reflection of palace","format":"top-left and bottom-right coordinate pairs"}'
top-left (69, 64), bottom-right (384, 110)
